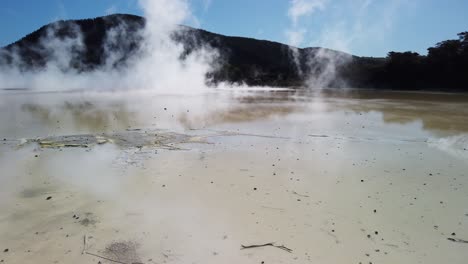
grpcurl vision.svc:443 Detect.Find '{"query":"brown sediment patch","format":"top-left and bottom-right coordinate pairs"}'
top-left (103, 241), bottom-right (142, 264)
top-left (20, 187), bottom-right (55, 198)
top-left (79, 213), bottom-right (98, 227)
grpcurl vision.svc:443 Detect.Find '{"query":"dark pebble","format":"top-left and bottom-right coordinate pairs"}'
top-left (452, 232), bottom-right (456, 236)
top-left (3, 249), bottom-right (8, 253)
top-left (46, 196), bottom-right (52, 200)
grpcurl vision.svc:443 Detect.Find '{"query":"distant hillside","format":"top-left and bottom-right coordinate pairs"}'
top-left (1, 14), bottom-right (467, 91)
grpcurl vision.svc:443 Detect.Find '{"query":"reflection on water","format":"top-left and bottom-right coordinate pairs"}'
top-left (1, 88), bottom-right (468, 138)
top-left (21, 101), bottom-right (136, 133)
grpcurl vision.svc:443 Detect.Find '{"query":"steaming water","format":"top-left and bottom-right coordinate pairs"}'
top-left (0, 88), bottom-right (467, 264)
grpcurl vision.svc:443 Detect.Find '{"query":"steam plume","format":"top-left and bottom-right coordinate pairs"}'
top-left (0, 0), bottom-right (218, 94)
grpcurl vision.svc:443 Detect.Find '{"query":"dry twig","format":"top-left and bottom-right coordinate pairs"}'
top-left (241, 242), bottom-right (292, 253)
top-left (447, 238), bottom-right (468, 244)
top-left (82, 235), bottom-right (87, 254)
top-left (85, 252), bottom-right (128, 264)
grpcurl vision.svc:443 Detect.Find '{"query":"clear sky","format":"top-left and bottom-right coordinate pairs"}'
top-left (0, 0), bottom-right (467, 57)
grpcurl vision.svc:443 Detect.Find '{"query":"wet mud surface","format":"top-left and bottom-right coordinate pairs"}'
top-left (0, 89), bottom-right (468, 264)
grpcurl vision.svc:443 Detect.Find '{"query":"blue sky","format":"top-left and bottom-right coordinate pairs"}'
top-left (0, 0), bottom-right (467, 57)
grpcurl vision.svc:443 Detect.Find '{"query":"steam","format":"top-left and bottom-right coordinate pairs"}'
top-left (285, 0), bottom-right (408, 89)
top-left (287, 0), bottom-right (326, 29)
top-left (428, 134), bottom-right (468, 160)
top-left (286, 0), bottom-right (327, 77)
top-left (285, 0), bottom-right (348, 89)
top-left (0, 0), bottom-right (217, 94)
top-left (0, 0), bottom-right (411, 92)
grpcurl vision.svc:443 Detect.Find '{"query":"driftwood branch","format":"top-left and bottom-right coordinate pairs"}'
top-left (241, 242), bottom-right (292, 253)
top-left (308, 135), bottom-right (329, 138)
top-left (82, 235), bottom-right (87, 254)
top-left (292, 191), bottom-right (310, 198)
top-left (448, 238), bottom-right (468, 244)
top-left (85, 252), bottom-right (128, 264)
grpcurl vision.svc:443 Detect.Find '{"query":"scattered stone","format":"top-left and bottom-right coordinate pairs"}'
top-left (3, 249), bottom-right (8, 253)
top-left (46, 196), bottom-right (52, 200)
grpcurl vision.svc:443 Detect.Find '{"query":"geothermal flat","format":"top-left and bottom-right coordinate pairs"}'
top-left (1, 89), bottom-right (468, 264)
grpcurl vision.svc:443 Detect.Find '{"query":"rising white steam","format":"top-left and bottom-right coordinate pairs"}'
top-left (286, 0), bottom-right (408, 89)
top-left (285, 0), bottom-right (343, 88)
top-left (0, 0), bottom-right (217, 94)
top-left (287, 0), bottom-right (327, 28)
top-left (285, 0), bottom-right (328, 78)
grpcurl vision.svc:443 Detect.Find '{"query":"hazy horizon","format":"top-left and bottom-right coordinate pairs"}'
top-left (1, 0), bottom-right (468, 57)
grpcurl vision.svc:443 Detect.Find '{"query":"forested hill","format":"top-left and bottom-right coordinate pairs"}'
top-left (1, 14), bottom-right (467, 91)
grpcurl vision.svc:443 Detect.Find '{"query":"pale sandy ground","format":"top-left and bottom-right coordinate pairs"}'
top-left (0, 89), bottom-right (467, 264)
